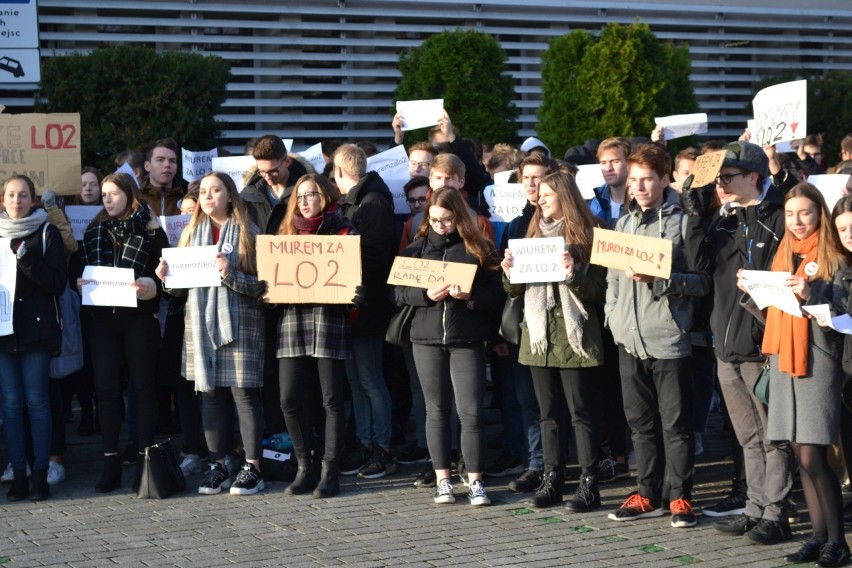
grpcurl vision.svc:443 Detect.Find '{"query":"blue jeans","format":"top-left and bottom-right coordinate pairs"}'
top-left (0, 351), bottom-right (52, 471)
top-left (345, 335), bottom-right (392, 449)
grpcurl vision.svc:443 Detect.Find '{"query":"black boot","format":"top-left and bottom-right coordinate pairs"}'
top-left (529, 469), bottom-right (563, 508)
top-left (313, 460), bottom-right (340, 498)
top-left (31, 469), bottom-right (50, 501)
top-left (132, 453), bottom-right (145, 493)
top-left (565, 474), bottom-right (600, 512)
top-left (6, 469), bottom-right (29, 501)
top-left (285, 455), bottom-right (318, 495)
top-left (95, 455), bottom-right (122, 493)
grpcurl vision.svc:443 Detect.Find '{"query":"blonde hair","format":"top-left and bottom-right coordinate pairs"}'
top-left (332, 144), bottom-right (367, 178)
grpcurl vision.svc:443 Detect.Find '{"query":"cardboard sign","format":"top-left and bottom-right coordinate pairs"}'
top-left (161, 246), bottom-right (221, 289)
top-left (159, 214), bottom-right (192, 247)
top-left (257, 235), bottom-right (361, 304)
top-left (0, 239), bottom-right (16, 336)
top-left (690, 150), bottom-right (726, 187)
top-left (81, 266), bottom-right (136, 307)
top-left (654, 113), bottom-right (708, 140)
top-left (508, 237), bottom-right (565, 284)
top-left (485, 182), bottom-right (526, 223)
top-left (0, 113), bottom-right (81, 195)
top-left (367, 144), bottom-right (408, 180)
top-left (182, 147), bottom-right (217, 182)
top-left (396, 99), bottom-right (444, 131)
top-left (65, 205), bottom-right (101, 241)
top-left (590, 227), bottom-right (673, 279)
top-left (752, 80), bottom-right (807, 147)
top-left (387, 256), bottom-right (477, 293)
top-left (212, 155), bottom-right (255, 193)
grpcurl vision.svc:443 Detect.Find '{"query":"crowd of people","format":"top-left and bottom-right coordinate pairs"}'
top-left (3, 111), bottom-right (852, 566)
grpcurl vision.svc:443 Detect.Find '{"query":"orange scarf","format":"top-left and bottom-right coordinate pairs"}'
top-left (761, 231), bottom-right (819, 378)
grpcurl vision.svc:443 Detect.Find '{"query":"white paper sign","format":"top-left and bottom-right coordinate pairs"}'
top-left (575, 164), bottom-right (605, 200)
top-left (367, 145), bottom-right (409, 180)
top-left (159, 214), bottom-right (192, 247)
top-left (740, 270), bottom-right (802, 317)
top-left (65, 205), bottom-right (101, 241)
top-left (801, 304), bottom-right (852, 335)
top-left (831, 314), bottom-right (852, 335)
top-left (396, 99), bottom-right (445, 132)
top-left (808, 174), bottom-right (850, 212)
top-left (81, 266), bottom-right (136, 307)
top-left (493, 170), bottom-right (513, 185)
top-left (182, 147), bottom-right (218, 183)
top-left (383, 177), bottom-right (409, 214)
top-left (282, 139), bottom-right (293, 153)
top-left (212, 155), bottom-right (255, 193)
top-left (654, 113), bottom-right (708, 140)
top-left (485, 183), bottom-right (526, 223)
top-left (115, 162), bottom-right (140, 188)
top-left (752, 80), bottom-right (807, 147)
top-left (297, 142), bottom-right (326, 175)
top-left (508, 237), bottom-right (565, 284)
top-left (161, 246), bottom-right (221, 289)
top-left (0, 240), bottom-right (16, 336)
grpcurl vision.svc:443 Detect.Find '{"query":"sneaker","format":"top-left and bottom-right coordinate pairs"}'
top-left (120, 442), bottom-right (139, 466)
top-left (357, 446), bottom-right (397, 479)
top-left (714, 513), bottom-right (759, 535)
top-left (199, 462), bottom-right (231, 495)
top-left (414, 460), bottom-right (436, 488)
top-left (229, 463), bottom-right (264, 495)
top-left (608, 492), bottom-right (663, 521)
top-left (744, 518), bottom-right (792, 545)
top-left (670, 498), bottom-right (697, 528)
top-left (434, 477), bottom-right (455, 504)
top-left (597, 457), bottom-right (630, 484)
top-left (340, 444), bottom-right (371, 476)
top-left (47, 461), bottom-right (65, 486)
top-left (702, 493), bottom-right (747, 517)
top-left (1, 462), bottom-right (31, 483)
top-left (467, 479), bottom-right (491, 506)
top-left (484, 452), bottom-right (524, 478)
top-left (508, 469), bottom-right (542, 493)
top-left (179, 454), bottom-right (205, 477)
top-left (396, 444), bottom-right (429, 465)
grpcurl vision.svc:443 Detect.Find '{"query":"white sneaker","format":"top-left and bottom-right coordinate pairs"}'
top-left (47, 461), bottom-right (66, 486)
top-left (434, 478), bottom-right (456, 504)
top-left (1, 462), bottom-right (32, 483)
top-left (179, 454), bottom-right (205, 476)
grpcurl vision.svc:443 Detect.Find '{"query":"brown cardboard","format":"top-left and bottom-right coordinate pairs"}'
top-left (0, 113), bottom-right (82, 195)
top-left (387, 256), bottom-right (478, 293)
top-left (590, 227), bottom-right (674, 279)
top-left (689, 149), bottom-right (726, 188)
top-left (257, 235), bottom-right (361, 304)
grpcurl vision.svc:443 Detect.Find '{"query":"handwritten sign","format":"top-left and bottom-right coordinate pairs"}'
top-left (0, 239), bottom-right (16, 336)
top-left (752, 80), bottom-right (807, 147)
top-left (508, 237), bottom-right (565, 284)
top-left (367, 144), bottom-right (409, 180)
top-left (257, 235), bottom-right (361, 304)
top-left (182, 147), bottom-right (218, 183)
top-left (0, 113), bottom-right (81, 195)
top-left (590, 227), bottom-right (673, 279)
top-left (161, 246), bottom-right (220, 289)
top-left (297, 142), bottom-right (325, 175)
top-left (485, 183), bottom-right (526, 223)
top-left (159, 214), bottom-right (192, 247)
top-left (212, 155), bottom-right (255, 193)
top-left (65, 205), bottom-right (101, 241)
top-left (654, 113), bottom-right (708, 140)
top-left (808, 174), bottom-right (850, 211)
top-left (383, 177), bottom-right (409, 214)
top-left (81, 266), bottom-right (136, 307)
top-left (574, 164), bottom-right (604, 200)
top-left (396, 99), bottom-right (444, 132)
top-left (690, 150), bottom-right (726, 188)
top-left (739, 270), bottom-right (801, 317)
top-left (387, 256), bottom-right (477, 293)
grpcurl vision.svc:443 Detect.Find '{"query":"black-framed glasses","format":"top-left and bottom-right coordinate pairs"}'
top-left (409, 160), bottom-right (432, 169)
top-left (715, 171), bottom-right (749, 185)
top-left (258, 163), bottom-right (282, 178)
top-left (429, 215), bottom-right (455, 226)
top-left (406, 197), bottom-right (427, 205)
top-left (296, 192), bottom-right (319, 202)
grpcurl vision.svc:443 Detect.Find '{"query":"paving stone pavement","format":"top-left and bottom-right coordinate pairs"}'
top-left (1, 415), bottom-right (850, 566)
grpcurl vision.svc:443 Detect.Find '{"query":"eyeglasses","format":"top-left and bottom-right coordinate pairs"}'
top-left (715, 171), bottom-right (749, 185)
top-left (296, 192), bottom-right (318, 203)
top-left (406, 197), bottom-right (427, 206)
top-left (409, 160), bottom-right (432, 169)
top-left (429, 215), bottom-right (455, 226)
top-left (258, 163), bottom-right (282, 178)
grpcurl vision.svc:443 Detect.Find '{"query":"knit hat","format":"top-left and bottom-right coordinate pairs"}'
top-left (723, 141), bottom-right (770, 178)
top-left (520, 136), bottom-right (551, 157)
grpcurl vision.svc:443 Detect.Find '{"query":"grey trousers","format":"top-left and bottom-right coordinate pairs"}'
top-left (716, 359), bottom-right (794, 522)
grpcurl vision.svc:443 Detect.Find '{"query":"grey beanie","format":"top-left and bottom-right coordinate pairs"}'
top-left (722, 141), bottom-right (770, 178)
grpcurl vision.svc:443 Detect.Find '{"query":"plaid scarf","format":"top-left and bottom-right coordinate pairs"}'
top-left (82, 206), bottom-right (151, 279)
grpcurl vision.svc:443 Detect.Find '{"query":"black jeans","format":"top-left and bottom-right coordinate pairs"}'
top-left (278, 357), bottom-right (346, 463)
top-left (618, 348), bottom-right (694, 503)
top-left (529, 366), bottom-right (600, 477)
top-left (413, 343), bottom-right (485, 473)
top-left (88, 310), bottom-right (159, 454)
top-left (202, 386), bottom-right (264, 462)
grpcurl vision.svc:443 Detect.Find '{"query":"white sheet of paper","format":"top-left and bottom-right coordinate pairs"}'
top-left (65, 205), bottom-right (101, 241)
top-left (808, 174), bottom-right (850, 212)
top-left (740, 270), bottom-right (802, 317)
top-left (161, 246), bottom-right (221, 289)
top-left (574, 164), bottom-right (604, 200)
top-left (654, 113), bottom-right (708, 140)
top-left (485, 183), bottom-right (526, 223)
top-left (297, 142), bottom-right (326, 175)
top-left (159, 214), bottom-right (192, 247)
top-left (367, 145), bottom-right (409, 180)
top-left (282, 139), bottom-right (293, 153)
top-left (114, 162), bottom-right (139, 188)
top-left (831, 314), bottom-right (852, 335)
top-left (801, 304), bottom-right (832, 326)
top-left (82, 266), bottom-right (136, 307)
top-left (212, 155), bottom-right (255, 193)
top-left (0, 239), bottom-right (16, 336)
top-left (182, 147), bottom-right (218, 182)
top-left (508, 237), bottom-right (566, 284)
top-left (383, 177), bottom-right (410, 214)
top-left (396, 99), bottom-right (444, 132)
top-left (493, 170), bottom-right (513, 185)
top-left (752, 79), bottom-right (807, 147)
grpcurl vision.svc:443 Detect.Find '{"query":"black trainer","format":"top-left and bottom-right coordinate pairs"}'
top-left (340, 443), bottom-right (370, 476)
top-left (744, 518), bottom-right (792, 545)
top-left (714, 513), bottom-right (760, 535)
top-left (414, 460), bottom-right (436, 488)
top-left (597, 457), bottom-right (629, 484)
top-left (484, 452), bottom-right (524, 478)
top-left (357, 446), bottom-right (397, 479)
top-left (703, 493), bottom-right (747, 517)
top-left (396, 444), bottom-right (429, 465)
top-left (508, 469), bottom-right (542, 493)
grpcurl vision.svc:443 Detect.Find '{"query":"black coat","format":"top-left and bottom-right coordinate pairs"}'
top-left (0, 221), bottom-right (67, 355)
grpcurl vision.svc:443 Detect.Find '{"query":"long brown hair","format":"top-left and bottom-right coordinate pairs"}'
top-left (774, 182), bottom-right (844, 281)
top-left (526, 172), bottom-right (602, 265)
top-left (278, 173), bottom-right (341, 235)
top-left (415, 186), bottom-right (499, 268)
top-left (178, 171), bottom-right (257, 276)
top-left (87, 172), bottom-right (143, 227)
